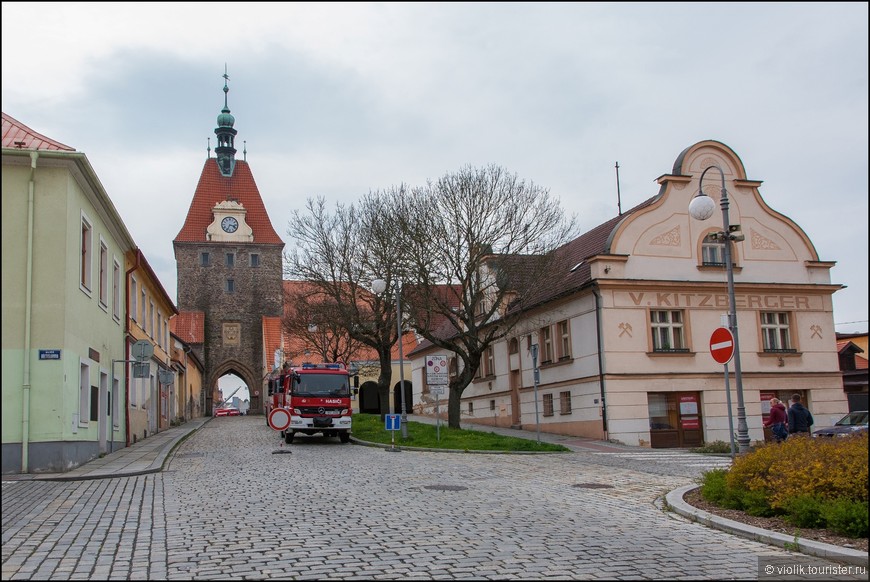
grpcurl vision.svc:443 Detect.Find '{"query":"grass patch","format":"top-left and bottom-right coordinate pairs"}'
top-left (350, 413), bottom-right (569, 452)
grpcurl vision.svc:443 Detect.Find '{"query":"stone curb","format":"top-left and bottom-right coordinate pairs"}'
top-left (665, 484), bottom-right (868, 567)
top-left (349, 436), bottom-right (569, 454)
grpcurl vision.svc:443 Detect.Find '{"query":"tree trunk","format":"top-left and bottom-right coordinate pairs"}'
top-left (377, 348), bottom-right (393, 420)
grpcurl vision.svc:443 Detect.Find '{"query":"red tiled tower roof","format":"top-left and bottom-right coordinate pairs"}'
top-left (2, 112), bottom-right (75, 151)
top-left (263, 316), bottom-right (283, 370)
top-left (173, 158), bottom-right (283, 244)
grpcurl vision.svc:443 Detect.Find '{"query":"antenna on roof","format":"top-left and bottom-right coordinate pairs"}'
top-left (615, 161), bottom-right (623, 216)
top-left (243, 140), bottom-right (247, 161)
top-left (207, 137), bottom-right (211, 158)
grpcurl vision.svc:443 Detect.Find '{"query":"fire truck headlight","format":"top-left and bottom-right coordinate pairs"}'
top-left (340, 408), bottom-right (349, 416)
top-left (293, 408), bottom-right (302, 415)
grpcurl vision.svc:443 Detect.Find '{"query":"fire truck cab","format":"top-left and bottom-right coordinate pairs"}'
top-left (271, 363), bottom-right (353, 444)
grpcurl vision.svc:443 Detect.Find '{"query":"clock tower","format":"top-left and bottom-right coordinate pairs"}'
top-left (173, 73), bottom-right (284, 415)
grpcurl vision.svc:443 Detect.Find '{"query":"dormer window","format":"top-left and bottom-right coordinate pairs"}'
top-left (701, 234), bottom-right (726, 266)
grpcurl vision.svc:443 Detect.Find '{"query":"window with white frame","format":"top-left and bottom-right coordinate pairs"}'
top-left (761, 312), bottom-right (794, 352)
top-left (543, 393), bottom-right (554, 416)
top-left (539, 326), bottom-right (553, 363)
top-left (557, 320), bottom-right (571, 360)
top-left (701, 233), bottom-right (726, 266)
top-left (79, 361), bottom-right (90, 426)
top-left (80, 215), bottom-right (92, 291)
top-left (560, 391), bottom-right (572, 415)
top-left (651, 310), bottom-right (687, 352)
top-left (131, 278), bottom-right (138, 322)
top-left (140, 289), bottom-right (147, 326)
top-left (157, 311), bottom-right (163, 348)
top-left (99, 240), bottom-right (109, 307)
top-left (112, 259), bottom-right (121, 321)
top-left (149, 302), bottom-right (155, 338)
top-left (484, 346), bottom-right (495, 377)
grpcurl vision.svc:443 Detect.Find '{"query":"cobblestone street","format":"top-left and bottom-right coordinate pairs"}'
top-left (2, 417), bottom-right (865, 580)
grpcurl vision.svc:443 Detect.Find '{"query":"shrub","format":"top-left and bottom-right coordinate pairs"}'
top-left (821, 499), bottom-right (869, 538)
top-left (691, 441), bottom-right (732, 454)
top-left (700, 469), bottom-right (745, 509)
top-left (782, 494), bottom-right (826, 528)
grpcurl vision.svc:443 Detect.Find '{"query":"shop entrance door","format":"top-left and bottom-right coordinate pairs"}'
top-left (648, 391), bottom-right (704, 448)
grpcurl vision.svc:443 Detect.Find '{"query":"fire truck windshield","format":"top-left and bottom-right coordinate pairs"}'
top-left (293, 374), bottom-right (350, 397)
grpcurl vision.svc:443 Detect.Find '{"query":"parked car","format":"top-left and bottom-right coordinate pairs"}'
top-left (214, 407), bottom-right (241, 417)
top-left (812, 411), bottom-right (868, 437)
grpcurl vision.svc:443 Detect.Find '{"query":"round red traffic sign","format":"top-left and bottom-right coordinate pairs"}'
top-left (709, 327), bottom-right (735, 365)
top-left (268, 407), bottom-right (292, 431)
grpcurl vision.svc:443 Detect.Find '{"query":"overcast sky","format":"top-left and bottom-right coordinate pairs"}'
top-left (3, 2), bottom-right (868, 353)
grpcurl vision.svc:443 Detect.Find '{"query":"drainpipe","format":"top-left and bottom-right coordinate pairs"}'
top-left (21, 151), bottom-right (39, 473)
top-left (593, 285), bottom-right (608, 438)
top-left (124, 249), bottom-right (142, 446)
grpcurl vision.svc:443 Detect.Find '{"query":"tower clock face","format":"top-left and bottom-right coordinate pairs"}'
top-left (221, 216), bottom-right (239, 233)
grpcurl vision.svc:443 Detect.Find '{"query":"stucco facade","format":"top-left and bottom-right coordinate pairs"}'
top-left (2, 114), bottom-right (136, 473)
top-left (409, 140), bottom-right (847, 447)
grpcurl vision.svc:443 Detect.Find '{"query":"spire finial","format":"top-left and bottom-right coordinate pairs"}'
top-left (223, 64), bottom-right (230, 109)
top-left (207, 137), bottom-right (211, 158)
top-left (243, 140), bottom-right (247, 161)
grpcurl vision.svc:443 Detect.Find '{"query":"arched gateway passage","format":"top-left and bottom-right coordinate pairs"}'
top-left (208, 361), bottom-right (258, 416)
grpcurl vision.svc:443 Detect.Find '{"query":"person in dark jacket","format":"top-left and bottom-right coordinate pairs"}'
top-left (764, 398), bottom-right (789, 442)
top-left (787, 394), bottom-right (814, 435)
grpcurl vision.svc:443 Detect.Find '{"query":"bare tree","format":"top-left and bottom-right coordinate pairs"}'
top-left (393, 165), bottom-right (578, 428)
top-left (285, 192), bottom-right (409, 417)
top-left (281, 282), bottom-right (370, 365)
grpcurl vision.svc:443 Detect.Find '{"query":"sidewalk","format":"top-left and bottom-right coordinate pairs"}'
top-left (3, 416), bottom-right (211, 482)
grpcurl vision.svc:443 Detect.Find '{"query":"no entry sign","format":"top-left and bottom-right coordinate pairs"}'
top-left (709, 327), bottom-right (735, 365)
top-left (268, 407), bottom-right (292, 432)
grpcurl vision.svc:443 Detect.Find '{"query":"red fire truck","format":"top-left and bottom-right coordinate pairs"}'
top-left (267, 363), bottom-right (353, 444)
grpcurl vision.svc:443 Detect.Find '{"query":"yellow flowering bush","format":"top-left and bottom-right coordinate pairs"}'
top-left (725, 432), bottom-right (868, 510)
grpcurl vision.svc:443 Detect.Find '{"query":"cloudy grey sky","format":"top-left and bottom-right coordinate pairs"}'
top-left (3, 2), bottom-right (868, 340)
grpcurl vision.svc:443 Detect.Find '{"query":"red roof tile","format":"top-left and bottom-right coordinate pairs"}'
top-left (263, 316), bottom-right (283, 369)
top-left (856, 355), bottom-right (868, 370)
top-left (170, 311), bottom-right (205, 344)
top-left (174, 158), bottom-right (283, 245)
top-left (2, 112), bottom-right (75, 151)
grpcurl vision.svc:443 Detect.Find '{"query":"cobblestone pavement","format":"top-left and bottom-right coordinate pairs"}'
top-left (3, 417), bottom-right (866, 580)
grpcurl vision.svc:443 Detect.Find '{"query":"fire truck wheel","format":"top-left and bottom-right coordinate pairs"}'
top-left (284, 431), bottom-right (294, 444)
top-left (339, 432), bottom-right (350, 443)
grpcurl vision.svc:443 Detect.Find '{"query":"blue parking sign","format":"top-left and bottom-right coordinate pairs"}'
top-left (385, 414), bottom-right (401, 431)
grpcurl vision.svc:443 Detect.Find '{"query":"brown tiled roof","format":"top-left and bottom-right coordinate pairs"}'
top-left (263, 316), bottom-right (283, 369)
top-left (2, 112), bottom-right (75, 151)
top-left (174, 158), bottom-right (283, 244)
top-left (857, 356), bottom-right (868, 371)
top-left (170, 311), bottom-right (205, 344)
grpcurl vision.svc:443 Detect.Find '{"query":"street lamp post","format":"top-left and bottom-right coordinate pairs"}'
top-left (372, 278), bottom-right (408, 438)
top-left (688, 165), bottom-right (750, 453)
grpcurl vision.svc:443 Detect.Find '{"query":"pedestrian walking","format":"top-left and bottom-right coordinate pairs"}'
top-left (786, 394), bottom-right (814, 436)
top-left (763, 397), bottom-right (789, 442)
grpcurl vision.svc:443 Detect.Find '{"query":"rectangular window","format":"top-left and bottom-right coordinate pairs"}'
top-left (80, 216), bottom-right (92, 291)
top-left (250, 253), bottom-right (260, 267)
top-left (157, 311), bottom-right (163, 348)
top-left (141, 289), bottom-right (147, 326)
top-left (90, 385), bottom-right (99, 422)
top-left (226, 279), bottom-right (235, 294)
top-left (761, 312), bottom-right (794, 352)
top-left (149, 302), bottom-right (155, 338)
top-left (200, 252), bottom-right (210, 267)
top-left (112, 259), bottom-right (121, 320)
top-left (539, 326), bottom-right (553, 363)
top-left (557, 320), bottom-right (571, 360)
top-left (490, 399), bottom-right (496, 411)
top-left (113, 376), bottom-right (120, 427)
top-left (543, 393), bottom-right (554, 416)
top-left (651, 310), bottom-right (687, 352)
top-left (79, 362), bottom-right (90, 426)
top-left (131, 278), bottom-right (138, 322)
top-left (99, 240), bottom-right (109, 307)
top-left (467, 401), bottom-right (474, 415)
top-left (226, 253), bottom-right (234, 267)
top-left (485, 346), bottom-right (495, 377)
top-left (701, 234), bottom-right (726, 266)
top-left (560, 391), bottom-right (572, 415)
